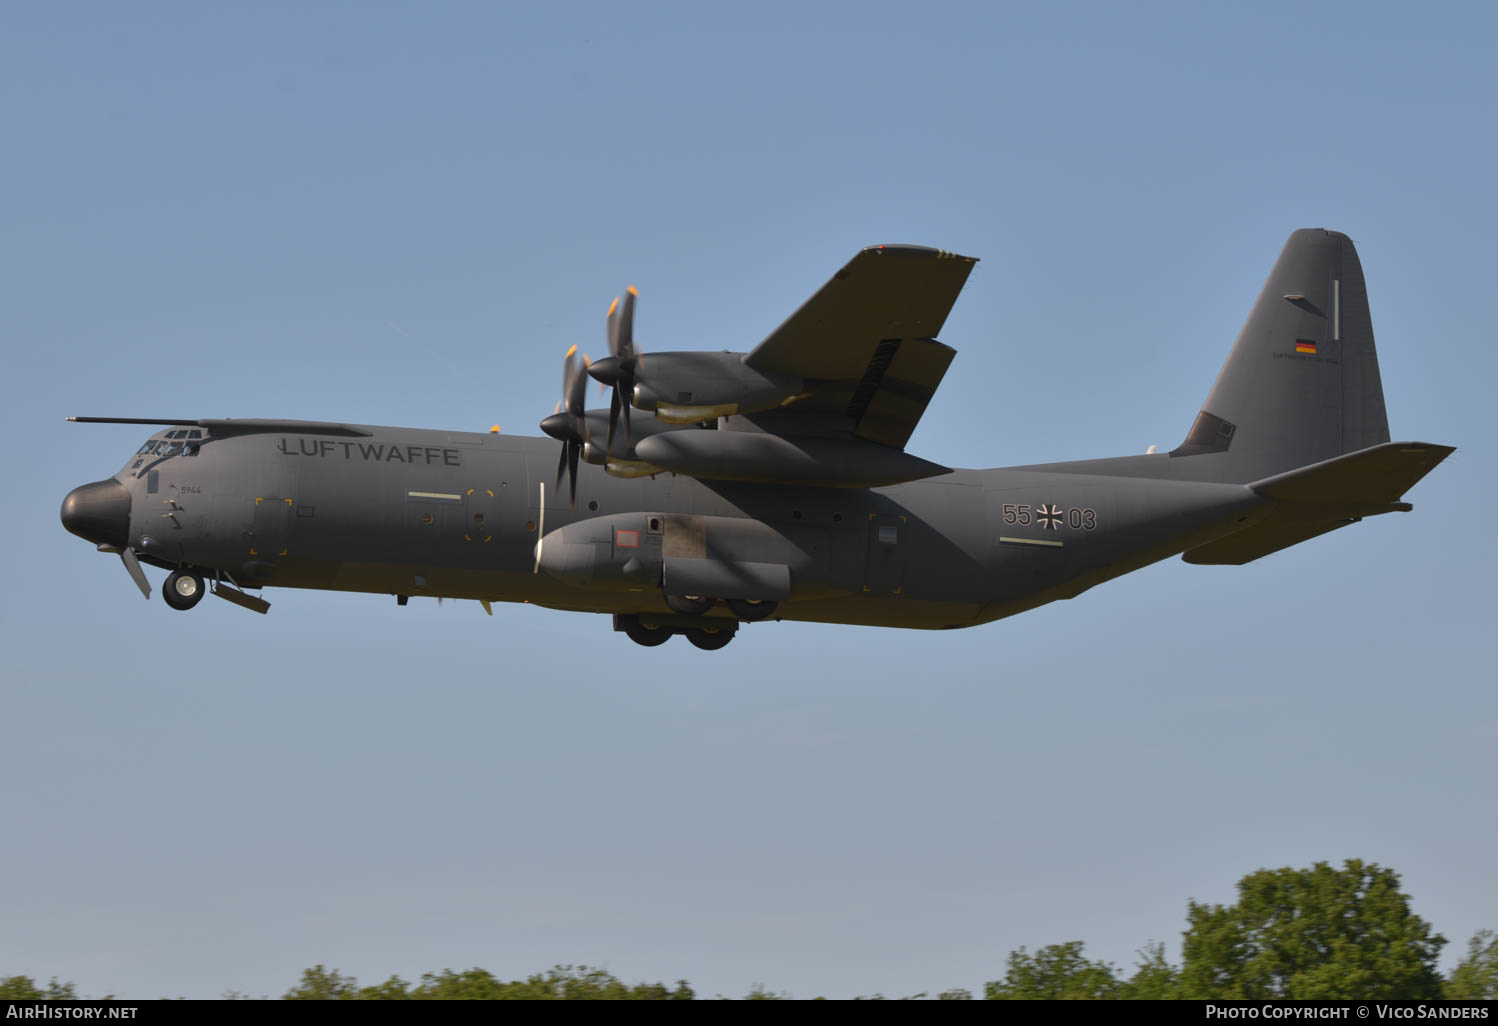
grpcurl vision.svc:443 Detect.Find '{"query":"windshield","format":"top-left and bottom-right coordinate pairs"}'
top-left (134, 429), bottom-right (203, 460)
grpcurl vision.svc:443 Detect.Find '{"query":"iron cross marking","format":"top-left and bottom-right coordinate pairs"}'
top-left (1036, 503), bottom-right (1063, 530)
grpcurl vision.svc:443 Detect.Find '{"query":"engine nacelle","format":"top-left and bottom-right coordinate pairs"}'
top-left (626, 352), bottom-right (804, 424)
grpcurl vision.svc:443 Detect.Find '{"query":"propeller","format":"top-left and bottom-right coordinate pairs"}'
top-left (538, 345), bottom-right (589, 509)
top-left (588, 286), bottom-right (641, 458)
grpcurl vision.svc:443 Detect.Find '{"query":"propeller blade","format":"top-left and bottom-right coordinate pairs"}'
top-left (556, 442), bottom-right (568, 487)
top-left (533, 482), bottom-right (545, 574)
top-left (607, 387), bottom-right (621, 458)
top-left (567, 442), bottom-right (579, 509)
top-left (603, 287), bottom-right (641, 455)
top-left (566, 363), bottom-right (584, 419)
top-left (606, 295), bottom-right (621, 356)
top-left (566, 351), bottom-right (587, 416)
top-left (610, 286), bottom-right (637, 361)
top-left (120, 548), bottom-right (150, 599)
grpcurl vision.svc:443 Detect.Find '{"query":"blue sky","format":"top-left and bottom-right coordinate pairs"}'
top-left (3, 0), bottom-right (1494, 999)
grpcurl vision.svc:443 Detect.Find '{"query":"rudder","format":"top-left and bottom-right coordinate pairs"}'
top-left (1172, 229), bottom-right (1390, 482)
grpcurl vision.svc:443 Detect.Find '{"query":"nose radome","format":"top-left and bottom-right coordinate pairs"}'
top-left (60, 478), bottom-right (131, 549)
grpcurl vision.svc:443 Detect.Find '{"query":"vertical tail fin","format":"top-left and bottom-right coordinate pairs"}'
top-left (1172, 229), bottom-right (1390, 482)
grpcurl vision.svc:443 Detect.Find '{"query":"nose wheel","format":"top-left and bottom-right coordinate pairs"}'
top-left (162, 570), bottom-right (206, 611)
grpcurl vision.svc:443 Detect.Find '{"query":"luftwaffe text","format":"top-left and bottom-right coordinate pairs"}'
top-left (276, 438), bottom-right (462, 466)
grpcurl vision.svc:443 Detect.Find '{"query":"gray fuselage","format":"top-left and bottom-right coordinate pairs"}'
top-left (106, 424), bottom-right (1265, 630)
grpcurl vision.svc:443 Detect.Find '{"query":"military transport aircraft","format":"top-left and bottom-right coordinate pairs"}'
top-left (61, 229), bottom-right (1453, 650)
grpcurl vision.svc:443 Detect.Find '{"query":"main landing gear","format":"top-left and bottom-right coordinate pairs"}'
top-left (162, 569), bottom-right (206, 611)
top-left (615, 614), bottom-right (741, 650)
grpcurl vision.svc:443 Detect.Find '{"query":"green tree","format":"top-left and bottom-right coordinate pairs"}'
top-left (386, 964), bottom-right (692, 1000)
top-left (0, 977), bottom-right (77, 1000)
top-left (1179, 859), bottom-right (1446, 999)
top-left (984, 941), bottom-right (1122, 999)
top-left (1120, 941), bottom-right (1181, 999)
top-left (283, 964), bottom-right (359, 1000)
top-left (355, 976), bottom-right (412, 1000)
top-left (1445, 930), bottom-right (1498, 999)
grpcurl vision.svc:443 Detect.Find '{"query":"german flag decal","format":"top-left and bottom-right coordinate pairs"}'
top-left (1295, 339), bottom-right (1318, 354)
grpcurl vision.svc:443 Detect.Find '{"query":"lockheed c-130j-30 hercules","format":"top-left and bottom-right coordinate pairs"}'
top-left (61, 230), bottom-right (1453, 650)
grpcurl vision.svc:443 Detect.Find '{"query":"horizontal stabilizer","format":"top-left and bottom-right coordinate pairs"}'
top-left (1249, 441), bottom-right (1454, 512)
top-left (1183, 441), bottom-right (1454, 565)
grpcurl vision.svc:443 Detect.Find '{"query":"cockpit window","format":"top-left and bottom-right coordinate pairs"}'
top-left (134, 432), bottom-right (202, 459)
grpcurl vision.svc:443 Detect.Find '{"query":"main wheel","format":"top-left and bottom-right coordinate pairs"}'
top-left (726, 598), bottom-right (778, 621)
top-left (664, 593), bottom-right (713, 616)
top-left (685, 626), bottom-right (734, 651)
top-left (623, 618), bottom-right (672, 647)
top-left (163, 570), bottom-right (205, 611)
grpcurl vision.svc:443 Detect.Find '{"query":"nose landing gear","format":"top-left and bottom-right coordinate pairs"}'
top-left (162, 570), bottom-right (206, 611)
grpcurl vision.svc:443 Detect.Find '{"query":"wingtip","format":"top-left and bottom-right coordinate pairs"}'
top-left (862, 244), bottom-right (979, 263)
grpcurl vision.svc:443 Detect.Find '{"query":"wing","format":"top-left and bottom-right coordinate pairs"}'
top-left (743, 244), bottom-right (978, 449)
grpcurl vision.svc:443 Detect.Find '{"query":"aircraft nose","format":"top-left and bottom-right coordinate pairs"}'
top-left (60, 478), bottom-right (132, 549)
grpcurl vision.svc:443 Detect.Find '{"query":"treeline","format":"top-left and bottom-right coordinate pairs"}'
top-left (6, 861), bottom-right (1497, 1000)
